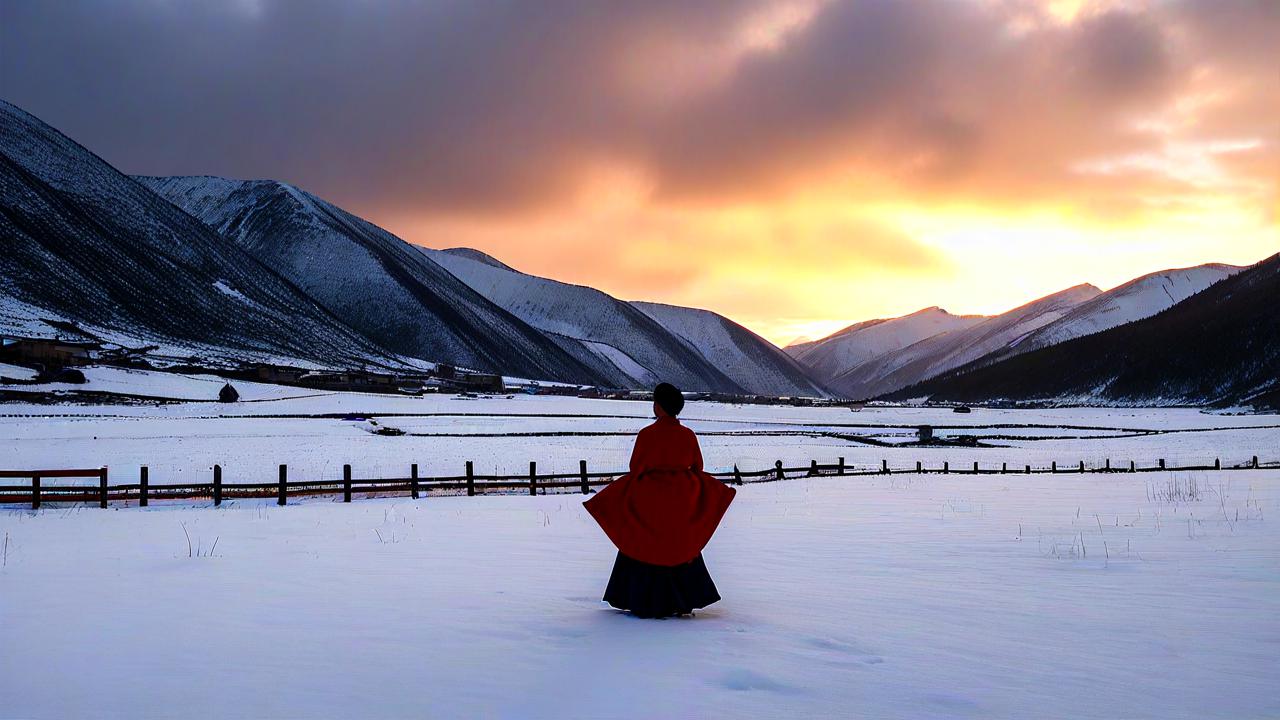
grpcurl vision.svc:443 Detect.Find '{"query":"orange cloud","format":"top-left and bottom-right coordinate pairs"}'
top-left (3, 0), bottom-right (1274, 344)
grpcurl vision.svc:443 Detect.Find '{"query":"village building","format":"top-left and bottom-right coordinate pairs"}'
top-left (0, 336), bottom-right (98, 369)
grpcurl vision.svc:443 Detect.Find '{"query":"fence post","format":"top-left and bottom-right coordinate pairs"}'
top-left (343, 464), bottom-right (352, 503)
top-left (916, 460), bottom-right (922, 473)
top-left (1159, 458), bottom-right (1165, 470)
top-left (1025, 464), bottom-right (1031, 474)
top-left (881, 459), bottom-right (888, 474)
top-left (838, 457), bottom-right (845, 476)
top-left (973, 461), bottom-right (979, 474)
top-left (213, 465), bottom-right (222, 506)
top-left (1052, 461), bottom-right (1057, 473)
top-left (1214, 458), bottom-right (1220, 470)
top-left (1130, 460), bottom-right (1135, 473)
top-left (140, 466), bottom-right (149, 507)
top-left (1002, 462), bottom-right (1007, 474)
top-left (733, 465), bottom-right (742, 486)
top-left (31, 473), bottom-right (40, 510)
top-left (411, 464), bottom-right (420, 499)
top-left (99, 467), bottom-right (108, 509)
top-left (1105, 458), bottom-right (1111, 472)
top-left (943, 461), bottom-right (949, 474)
top-left (1253, 456), bottom-right (1259, 469)
top-left (579, 460), bottom-right (589, 495)
top-left (774, 460), bottom-right (783, 481)
top-left (278, 464), bottom-right (287, 506)
top-left (466, 461), bottom-right (475, 497)
top-left (809, 460), bottom-right (818, 477)
top-left (1079, 460), bottom-right (1085, 473)
top-left (529, 461), bottom-right (537, 496)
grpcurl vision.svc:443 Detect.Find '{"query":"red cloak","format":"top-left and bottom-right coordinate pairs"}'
top-left (584, 415), bottom-right (736, 566)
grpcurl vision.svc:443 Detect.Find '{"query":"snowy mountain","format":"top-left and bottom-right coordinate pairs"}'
top-left (827, 284), bottom-right (1102, 399)
top-left (992, 264), bottom-right (1243, 360)
top-left (0, 99), bottom-right (396, 369)
top-left (426, 248), bottom-right (770, 394)
top-left (140, 176), bottom-right (612, 385)
top-left (791, 264), bottom-right (1244, 401)
top-left (631, 301), bottom-right (829, 397)
top-left (785, 307), bottom-right (986, 382)
top-left (887, 254), bottom-right (1280, 408)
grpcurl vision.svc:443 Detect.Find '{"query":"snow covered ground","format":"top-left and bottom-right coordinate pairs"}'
top-left (1, 389), bottom-right (1278, 718)
top-left (0, 381), bottom-right (1275, 484)
top-left (2, 470), bottom-right (1276, 718)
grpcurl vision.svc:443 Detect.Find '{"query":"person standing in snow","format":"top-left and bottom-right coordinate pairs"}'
top-left (584, 382), bottom-right (736, 618)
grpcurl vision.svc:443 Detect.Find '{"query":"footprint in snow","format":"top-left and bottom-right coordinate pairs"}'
top-left (717, 668), bottom-right (797, 694)
top-left (803, 636), bottom-right (885, 666)
top-left (924, 692), bottom-right (981, 713)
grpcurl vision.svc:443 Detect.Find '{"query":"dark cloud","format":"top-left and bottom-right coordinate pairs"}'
top-left (1, 0), bottom-right (1274, 220)
top-left (1, 0), bottom-right (752, 212)
top-left (643, 0), bottom-right (1183, 206)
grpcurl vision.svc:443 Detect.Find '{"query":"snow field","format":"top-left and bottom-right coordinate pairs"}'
top-left (1, 469), bottom-right (1277, 719)
top-left (1, 396), bottom-right (1277, 717)
top-left (0, 394), bottom-right (1275, 486)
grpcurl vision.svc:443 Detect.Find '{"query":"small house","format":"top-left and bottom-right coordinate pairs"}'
top-left (1, 337), bottom-right (97, 368)
top-left (454, 372), bottom-right (504, 393)
top-left (251, 365), bottom-right (308, 385)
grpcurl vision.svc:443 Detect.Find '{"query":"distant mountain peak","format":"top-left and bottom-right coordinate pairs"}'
top-left (441, 247), bottom-right (517, 273)
top-left (141, 175), bottom-right (613, 383)
top-left (427, 248), bottom-right (828, 395)
top-left (1, 102), bottom-right (395, 369)
top-left (887, 253), bottom-right (1279, 407)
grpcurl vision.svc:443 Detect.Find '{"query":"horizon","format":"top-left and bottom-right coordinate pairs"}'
top-left (3, 0), bottom-right (1275, 346)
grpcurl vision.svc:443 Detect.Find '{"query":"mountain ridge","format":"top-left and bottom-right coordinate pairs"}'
top-left (826, 283), bottom-right (1102, 399)
top-left (883, 253), bottom-right (1280, 407)
top-left (0, 99), bottom-right (398, 369)
top-left (631, 300), bottom-right (830, 397)
top-left (140, 175), bottom-right (613, 384)
top-left (424, 247), bottom-right (752, 393)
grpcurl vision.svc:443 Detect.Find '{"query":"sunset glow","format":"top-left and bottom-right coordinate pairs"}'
top-left (4, 0), bottom-right (1274, 346)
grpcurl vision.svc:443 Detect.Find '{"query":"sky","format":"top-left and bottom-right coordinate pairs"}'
top-left (2, 0), bottom-right (1276, 346)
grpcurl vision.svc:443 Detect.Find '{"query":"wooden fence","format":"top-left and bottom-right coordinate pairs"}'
top-left (0, 455), bottom-right (1272, 509)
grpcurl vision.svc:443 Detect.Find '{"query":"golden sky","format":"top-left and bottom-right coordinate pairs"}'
top-left (378, 0), bottom-right (1279, 345)
top-left (6, 0), bottom-right (1275, 346)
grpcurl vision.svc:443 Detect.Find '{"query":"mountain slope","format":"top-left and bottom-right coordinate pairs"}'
top-left (140, 176), bottom-right (611, 384)
top-left (0, 99), bottom-right (394, 368)
top-left (426, 248), bottom-right (752, 393)
top-left (993, 263), bottom-right (1242, 360)
top-left (885, 254), bottom-right (1280, 407)
top-left (830, 284), bottom-right (1102, 399)
top-left (631, 301), bottom-right (828, 397)
top-left (786, 307), bottom-right (986, 382)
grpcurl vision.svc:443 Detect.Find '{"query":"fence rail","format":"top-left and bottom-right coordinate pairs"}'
top-left (0, 455), bottom-right (1273, 509)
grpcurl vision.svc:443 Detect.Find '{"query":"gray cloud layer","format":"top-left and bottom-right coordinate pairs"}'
top-left (2, 0), bottom-right (1275, 219)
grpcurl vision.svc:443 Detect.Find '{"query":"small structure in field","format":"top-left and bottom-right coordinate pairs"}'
top-left (249, 364), bottom-right (307, 385)
top-left (953, 405), bottom-right (972, 414)
top-left (218, 383), bottom-right (240, 403)
top-left (917, 425), bottom-right (933, 442)
top-left (1, 336), bottom-right (97, 368)
top-left (41, 367), bottom-right (87, 384)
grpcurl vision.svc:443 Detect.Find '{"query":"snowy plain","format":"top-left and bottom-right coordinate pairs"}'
top-left (1, 379), bottom-right (1278, 718)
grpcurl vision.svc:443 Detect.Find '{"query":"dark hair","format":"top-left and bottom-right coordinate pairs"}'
top-left (654, 382), bottom-right (685, 417)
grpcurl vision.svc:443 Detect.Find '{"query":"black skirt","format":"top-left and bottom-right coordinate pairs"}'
top-left (602, 551), bottom-right (721, 618)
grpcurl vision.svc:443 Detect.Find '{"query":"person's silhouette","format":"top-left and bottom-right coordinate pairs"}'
top-left (584, 382), bottom-right (736, 618)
